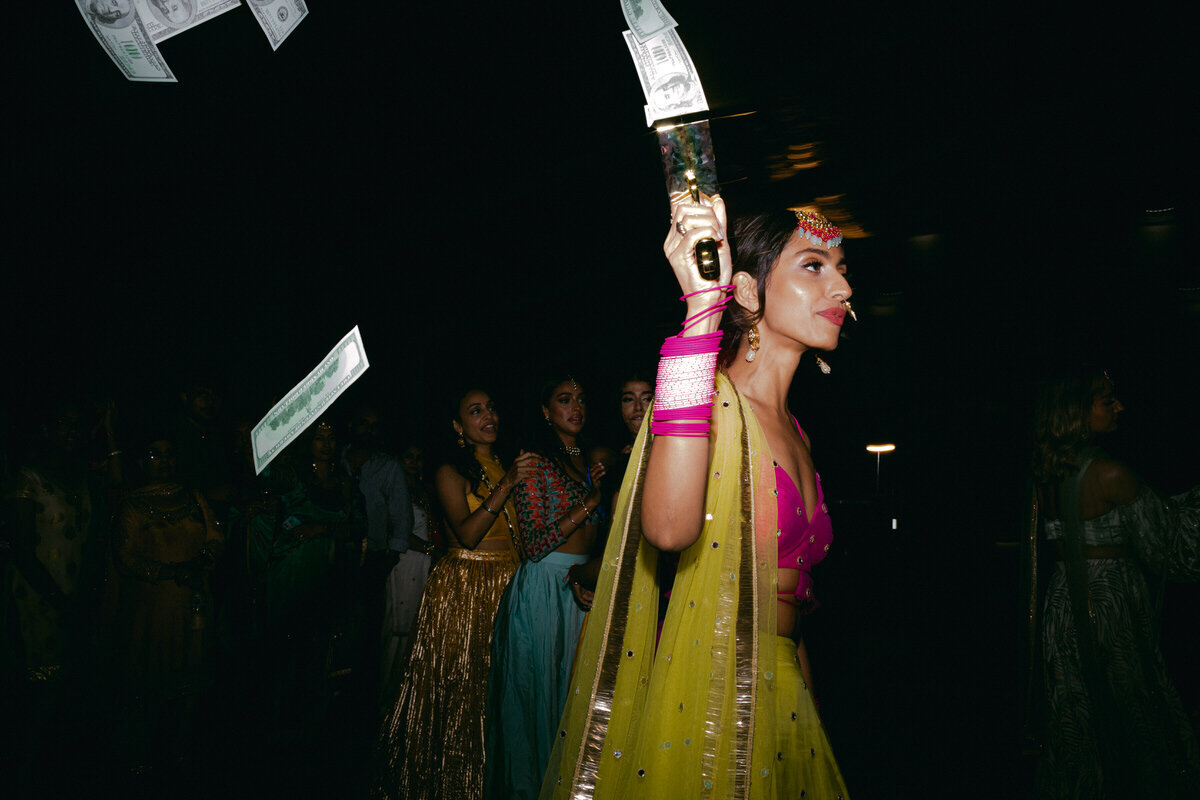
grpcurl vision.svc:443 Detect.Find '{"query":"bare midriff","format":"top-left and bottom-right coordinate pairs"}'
top-left (460, 533), bottom-right (514, 553)
top-left (554, 525), bottom-right (594, 555)
top-left (777, 566), bottom-right (800, 638)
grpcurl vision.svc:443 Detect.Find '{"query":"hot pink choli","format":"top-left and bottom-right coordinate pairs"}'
top-left (775, 422), bottom-right (833, 605)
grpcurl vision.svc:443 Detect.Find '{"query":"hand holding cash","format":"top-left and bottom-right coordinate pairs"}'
top-left (663, 192), bottom-right (732, 337)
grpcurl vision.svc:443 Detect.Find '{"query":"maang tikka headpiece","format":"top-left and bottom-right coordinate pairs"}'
top-left (794, 210), bottom-right (843, 249)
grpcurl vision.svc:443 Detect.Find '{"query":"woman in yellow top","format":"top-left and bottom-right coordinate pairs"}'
top-left (371, 388), bottom-right (535, 800)
top-left (542, 197), bottom-right (853, 799)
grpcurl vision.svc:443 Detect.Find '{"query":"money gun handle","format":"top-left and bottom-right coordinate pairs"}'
top-left (685, 169), bottom-right (720, 281)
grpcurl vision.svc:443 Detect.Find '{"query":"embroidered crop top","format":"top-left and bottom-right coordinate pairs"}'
top-left (514, 455), bottom-right (591, 562)
top-left (775, 424), bottom-right (834, 604)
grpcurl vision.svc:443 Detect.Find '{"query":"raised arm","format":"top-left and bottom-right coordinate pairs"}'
top-left (641, 195), bottom-right (732, 552)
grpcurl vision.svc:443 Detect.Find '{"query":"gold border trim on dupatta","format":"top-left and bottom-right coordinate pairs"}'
top-left (733, 390), bottom-right (760, 798)
top-left (567, 424), bottom-right (653, 799)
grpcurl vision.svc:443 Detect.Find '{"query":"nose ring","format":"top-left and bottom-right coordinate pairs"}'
top-left (841, 299), bottom-right (857, 322)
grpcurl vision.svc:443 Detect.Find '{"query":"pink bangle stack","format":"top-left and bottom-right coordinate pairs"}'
top-left (651, 331), bottom-right (721, 438)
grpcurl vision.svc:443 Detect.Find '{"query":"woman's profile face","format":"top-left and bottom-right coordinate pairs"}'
top-left (544, 381), bottom-right (586, 438)
top-left (455, 391), bottom-right (499, 446)
top-left (153, 0), bottom-right (190, 24)
top-left (1089, 379), bottom-right (1123, 434)
top-left (758, 233), bottom-right (851, 352)
top-left (619, 380), bottom-right (653, 436)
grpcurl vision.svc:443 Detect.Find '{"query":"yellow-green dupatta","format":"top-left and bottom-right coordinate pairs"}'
top-left (540, 373), bottom-right (783, 799)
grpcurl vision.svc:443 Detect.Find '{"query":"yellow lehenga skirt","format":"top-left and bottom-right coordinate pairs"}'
top-left (370, 547), bottom-right (518, 800)
top-left (772, 636), bottom-right (847, 799)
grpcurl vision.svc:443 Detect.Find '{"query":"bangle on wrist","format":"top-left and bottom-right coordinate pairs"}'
top-left (651, 331), bottom-right (721, 438)
top-left (482, 503), bottom-right (499, 516)
top-left (563, 506), bottom-right (585, 530)
top-left (680, 285), bottom-right (735, 333)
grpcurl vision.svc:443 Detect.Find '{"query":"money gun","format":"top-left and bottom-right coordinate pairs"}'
top-left (657, 118), bottom-right (720, 281)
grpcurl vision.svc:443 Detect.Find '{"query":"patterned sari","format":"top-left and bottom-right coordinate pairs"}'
top-left (1034, 452), bottom-right (1200, 798)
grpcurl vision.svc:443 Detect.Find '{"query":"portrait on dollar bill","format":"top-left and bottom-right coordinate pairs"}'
top-left (85, 0), bottom-right (136, 28)
top-left (145, 0), bottom-right (195, 28)
top-left (653, 73), bottom-right (702, 112)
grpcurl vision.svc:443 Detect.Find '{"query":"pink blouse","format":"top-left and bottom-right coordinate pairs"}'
top-left (775, 424), bottom-right (833, 605)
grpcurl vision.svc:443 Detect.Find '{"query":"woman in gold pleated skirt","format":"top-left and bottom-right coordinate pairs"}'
top-left (370, 389), bottom-right (536, 800)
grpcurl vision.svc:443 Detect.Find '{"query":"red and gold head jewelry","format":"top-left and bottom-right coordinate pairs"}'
top-left (314, 421), bottom-right (334, 434)
top-left (795, 210), bottom-right (843, 249)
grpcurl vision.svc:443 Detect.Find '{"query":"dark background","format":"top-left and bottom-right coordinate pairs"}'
top-left (7, 2), bottom-right (1198, 796)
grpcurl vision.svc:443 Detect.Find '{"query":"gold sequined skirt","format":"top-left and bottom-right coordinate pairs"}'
top-left (370, 548), bottom-right (518, 800)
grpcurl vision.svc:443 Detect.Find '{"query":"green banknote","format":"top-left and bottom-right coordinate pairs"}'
top-left (251, 325), bottom-right (369, 474)
top-left (74, 0), bottom-right (176, 82)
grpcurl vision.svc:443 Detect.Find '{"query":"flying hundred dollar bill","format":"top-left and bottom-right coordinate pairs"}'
top-left (74, 0), bottom-right (176, 82)
top-left (619, 0), bottom-right (677, 43)
top-left (133, 0), bottom-right (242, 44)
top-left (251, 325), bottom-right (369, 475)
top-left (246, 0), bottom-right (309, 51)
top-left (622, 27), bottom-right (709, 126)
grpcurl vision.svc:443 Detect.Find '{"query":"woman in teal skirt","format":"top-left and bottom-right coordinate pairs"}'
top-left (484, 376), bottom-right (605, 799)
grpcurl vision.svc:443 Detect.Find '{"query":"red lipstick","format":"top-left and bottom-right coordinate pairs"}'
top-left (817, 308), bottom-right (845, 326)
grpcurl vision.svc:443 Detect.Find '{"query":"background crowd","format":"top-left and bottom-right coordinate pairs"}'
top-left (0, 365), bottom-right (663, 797)
top-left (4, 344), bottom-right (1199, 799)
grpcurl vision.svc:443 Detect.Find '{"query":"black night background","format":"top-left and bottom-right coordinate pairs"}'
top-left (5, 2), bottom-right (1197, 796)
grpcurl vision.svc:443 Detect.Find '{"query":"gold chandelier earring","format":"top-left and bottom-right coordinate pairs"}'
top-left (456, 430), bottom-right (466, 448)
top-left (745, 325), bottom-right (760, 362)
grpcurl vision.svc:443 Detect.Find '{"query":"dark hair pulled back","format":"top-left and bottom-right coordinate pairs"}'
top-left (718, 209), bottom-right (803, 368)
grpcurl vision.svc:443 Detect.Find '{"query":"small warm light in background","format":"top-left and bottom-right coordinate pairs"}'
top-left (866, 444), bottom-right (895, 492)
